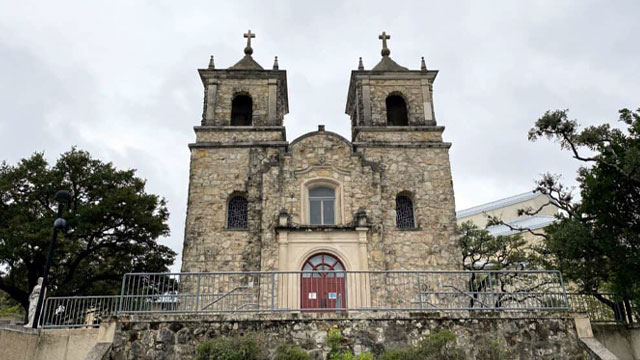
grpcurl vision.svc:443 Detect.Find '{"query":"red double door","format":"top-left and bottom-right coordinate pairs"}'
top-left (300, 253), bottom-right (346, 311)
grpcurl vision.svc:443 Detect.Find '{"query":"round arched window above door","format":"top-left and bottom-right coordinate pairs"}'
top-left (301, 253), bottom-right (345, 278)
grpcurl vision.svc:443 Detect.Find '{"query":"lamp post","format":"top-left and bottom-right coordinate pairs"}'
top-left (32, 190), bottom-right (71, 328)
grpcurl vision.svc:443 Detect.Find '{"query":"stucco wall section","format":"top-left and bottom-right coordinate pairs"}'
top-left (458, 194), bottom-right (558, 228)
top-left (592, 324), bottom-right (640, 360)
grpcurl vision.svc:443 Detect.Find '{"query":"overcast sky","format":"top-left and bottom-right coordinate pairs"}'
top-left (1, 0), bottom-right (639, 271)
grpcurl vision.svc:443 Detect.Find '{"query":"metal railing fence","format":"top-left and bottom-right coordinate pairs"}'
top-left (40, 295), bottom-right (120, 328)
top-left (567, 293), bottom-right (638, 324)
top-left (118, 270), bottom-right (568, 313)
top-left (39, 270), bottom-right (569, 328)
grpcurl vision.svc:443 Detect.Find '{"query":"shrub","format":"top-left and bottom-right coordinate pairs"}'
top-left (326, 326), bottom-right (373, 360)
top-left (356, 353), bottom-right (375, 360)
top-left (380, 349), bottom-right (417, 360)
top-left (475, 338), bottom-right (511, 360)
top-left (414, 330), bottom-right (465, 360)
top-left (195, 335), bottom-right (262, 360)
top-left (380, 330), bottom-right (465, 360)
top-left (274, 343), bottom-right (310, 360)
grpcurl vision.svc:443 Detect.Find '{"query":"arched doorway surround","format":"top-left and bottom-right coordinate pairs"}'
top-left (275, 228), bottom-right (371, 310)
top-left (300, 253), bottom-right (346, 310)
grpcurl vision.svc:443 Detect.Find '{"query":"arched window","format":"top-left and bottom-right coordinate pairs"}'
top-left (386, 95), bottom-right (408, 126)
top-left (227, 195), bottom-right (248, 229)
top-left (309, 186), bottom-right (335, 225)
top-left (302, 253), bottom-right (345, 278)
top-left (396, 195), bottom-right (415, 228)
top-left (231, 94), bottom-right (252, 126)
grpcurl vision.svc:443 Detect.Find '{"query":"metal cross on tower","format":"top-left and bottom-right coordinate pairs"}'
top-left (379, 31), bottom-right (391, 56)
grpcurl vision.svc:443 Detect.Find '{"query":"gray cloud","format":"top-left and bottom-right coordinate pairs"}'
top-left (1, 0), bottom-right (639, 270)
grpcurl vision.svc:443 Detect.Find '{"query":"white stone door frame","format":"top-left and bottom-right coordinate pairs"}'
top-left (276, 228), bottom-right (370, 310)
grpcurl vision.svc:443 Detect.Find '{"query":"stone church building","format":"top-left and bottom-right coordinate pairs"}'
top-left (180, 31), bottom-right (459, 283)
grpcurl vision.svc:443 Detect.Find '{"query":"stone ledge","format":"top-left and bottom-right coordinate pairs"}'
top-left (115, 311), bottom-right (579, 324)
top-left (353, 141), bottom-right (452, 148)
top-left (194, 126), bottom-right (286, 132)
top-left (275, 225), bottom-right (363, 232)
top-left (353, 126), bottom-right (444, 132)
top-left (189, 141), bottom-right (288, 149)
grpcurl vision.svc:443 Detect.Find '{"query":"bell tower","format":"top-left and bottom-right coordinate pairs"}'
top-left (199, 30), bottom-right (289, 127)
top-left (182, 31), bottom-right (289, 273)
top-left (345, 32), bottom-right (459, 271)
top-left (346, 31), bottom-right (439, 141)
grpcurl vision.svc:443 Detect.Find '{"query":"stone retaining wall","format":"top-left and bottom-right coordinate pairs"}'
top-left (109, 311), bottom-right (593, 360)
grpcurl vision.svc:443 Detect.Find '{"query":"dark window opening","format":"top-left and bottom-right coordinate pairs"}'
top-left (396, 195), bottom-right (415, 228)
top-left (227, 196), bottom-right (248, 229)
top-left (386, 95), bottom-right (408, 126)
top-left (231, 95), bottom-right (252, 126)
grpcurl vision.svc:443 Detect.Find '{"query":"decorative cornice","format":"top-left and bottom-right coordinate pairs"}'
top-left (189, 141), bottom-right (288, 149)
top-left (352, 142), bottom-right (452, 149)
top-left (294, 165), bottom-right (351, 176)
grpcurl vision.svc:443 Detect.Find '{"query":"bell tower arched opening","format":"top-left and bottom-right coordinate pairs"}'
top-left (386, 94), bottom-right (408, 126)
top-left (231, 94), bottom-right (253, 126)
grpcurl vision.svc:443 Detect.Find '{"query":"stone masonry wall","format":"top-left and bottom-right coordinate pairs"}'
top-left (109, 312), bottom-right (592, 360)
top-left (182, 127), bottom-right (460, 274)
top-left (259, 132), bottom-right (383, 271)
top-left (181, 143), bottom-right (284, 273)
top-left (368, 79), bottom-right (427, 126)
top-left (356, 143), bottom-right (459, 270)
top-left (212, 79), bottom-right (270, 126)
top-left (194, 127), bottom-right (285, 143)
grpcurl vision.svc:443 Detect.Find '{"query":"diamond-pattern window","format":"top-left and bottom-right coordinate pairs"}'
top-left (396, 195), bottom-right (415, 229)
top-left (227, 196), bottom-right (248, 229)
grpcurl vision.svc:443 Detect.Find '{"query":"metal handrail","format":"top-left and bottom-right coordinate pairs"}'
top-left (39, 270), bottom-right (575, 328)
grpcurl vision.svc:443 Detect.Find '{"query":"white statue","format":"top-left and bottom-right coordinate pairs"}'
top-left (25, 277), bottom-right (44, 327)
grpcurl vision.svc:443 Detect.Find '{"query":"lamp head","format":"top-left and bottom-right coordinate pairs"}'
top-left (53, 218), bottom-right (67, 229)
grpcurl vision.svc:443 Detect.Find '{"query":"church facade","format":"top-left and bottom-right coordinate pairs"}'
top-left (180, 32), bottom-right (460, 280)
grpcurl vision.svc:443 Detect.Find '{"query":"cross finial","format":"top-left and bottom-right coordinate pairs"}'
top-left (243, 30), bottom-right (256, 55)
top-left (379, 31), bottom-right (391, 57)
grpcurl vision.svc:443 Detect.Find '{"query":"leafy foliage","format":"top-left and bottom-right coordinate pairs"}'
top-left (0, 148), bottom-right (175, 312)
top-left (458, 221), bottom-right (537, 270)
top-left (523, 108), bottom-right (640, 306)
top-left (380, 330), bottom-right (465, 360)
top-left (274, 343), bottom-right (310, 360)
top-left (326, 326), bottom-right (374, 360)
top-left (0, 290), bottom-right (23, 317)
top-left (475, 338), bottom-right (511, 360)
top-left (195, 335), bottom-right (263, 360)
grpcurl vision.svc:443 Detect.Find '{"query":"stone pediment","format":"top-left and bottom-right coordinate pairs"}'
top-left (294, 164), bottom-right (351, 176)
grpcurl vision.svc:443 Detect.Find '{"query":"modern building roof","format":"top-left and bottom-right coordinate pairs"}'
top-left (456, 191), bottom-right (540, 218)
top-left (486, 215), bottom-right (557, 236)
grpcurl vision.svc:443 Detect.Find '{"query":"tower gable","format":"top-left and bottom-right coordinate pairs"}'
top-left (345, 32), bottom-right (440, 143)
top-left (198, 30), bottom-right (289, 128)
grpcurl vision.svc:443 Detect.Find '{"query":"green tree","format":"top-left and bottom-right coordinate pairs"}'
top-left (0, 148), bottom-right (175, 315)
top-left (517, 107), bottom-right (640, 318)
top-left (458, 222), bottom-right (544, 308)
top-left (458, 221), bottom-right (534, 271)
